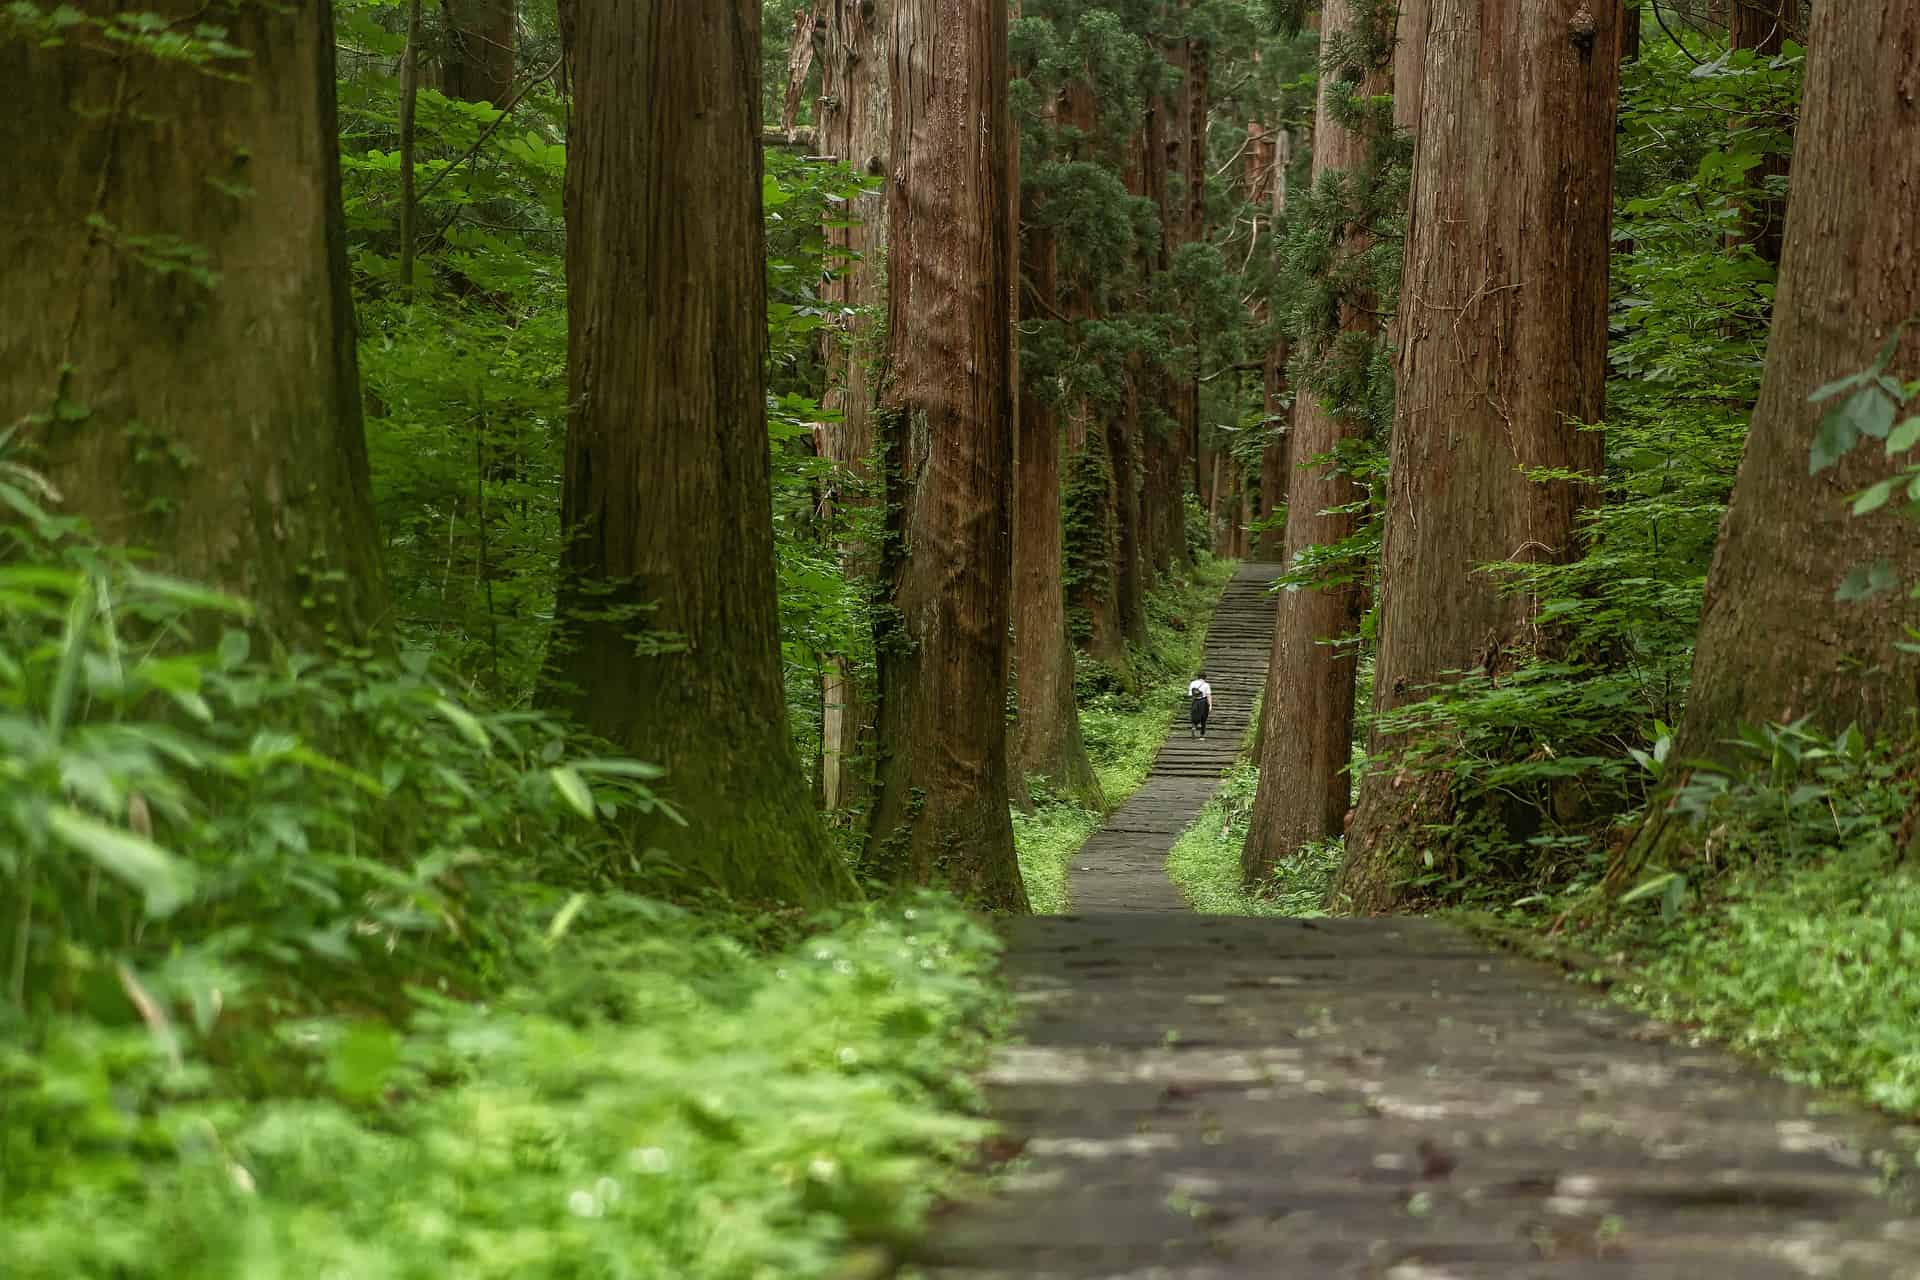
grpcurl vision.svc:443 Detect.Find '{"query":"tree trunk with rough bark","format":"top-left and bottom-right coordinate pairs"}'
top-left (1614, 0), bottom-right (1920, 886)
top-left (863, 0), bottom-right (1027, 909)
top-left (1339, 0), bottom-right (1619, 913)
top-left (815, 0), bottom-right (891, 817)
top-left (1, 2), bottom-right (387, 646)
top-left (1242, 0), bottom-right (1388, 887)
top-left (1012, 199), bottom-right (1104, 809)
top-left (441, 0), bottom-right (516, 108)
top-left (547, 0), bottom-right (853, 906)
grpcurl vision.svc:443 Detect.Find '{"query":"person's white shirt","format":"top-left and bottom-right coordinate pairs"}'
top-left (1187, 678), bottom-right (1211, 703)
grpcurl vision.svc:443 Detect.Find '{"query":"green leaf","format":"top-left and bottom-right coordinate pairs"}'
top-left (126, 568), bottom-right (254, 619)
top-left (570, 757), bottom-right (666, 780)
top-left (1887, 416), bottom-right (1920, 456)
top-left (545, 892), bottom-right (590, 947)
top-left (1852, 479), bottom-right (1895, 516)
top-left (549, 765), bottom-right (595, 819)
top-left (1836, 559), bottom-right (1899, 603)
top-left (1840, 386), bottom-right (1898, 440)
top-left (432, 697), bottom-right (492, 753)
top-left (1619, 871), bottom-right (1681, 908)
top-left (47, 806), bottom-right (196, 917)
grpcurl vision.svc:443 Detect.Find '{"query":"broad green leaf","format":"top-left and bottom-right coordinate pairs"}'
top-left (47, 805), bottom-right (195, 917)
top-left (549, 765), bottom-right (595, 819)
top-left (1887, 416), bottom-right (1920, 455)
top-left (1836, 559), bottom-right (1899, 603)
top-left (1852, 479), bottom-right (1894, 516)
top-left (432, 697), bottom-right (492, 753)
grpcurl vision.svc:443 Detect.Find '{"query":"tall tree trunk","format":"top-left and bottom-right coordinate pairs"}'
top-left (815, 0), bottom-right (891, 817)
top-left (1339, 0), bottom-right (1620, 912)
top-left (1112, 379), bottom-right (1151, 648)
top-left (1057, 84), bottom-right (1131, 676)
top-left (1727, 0), bottom-right (1796, 264)
top-left (548, 0), bottom-right (853, 905)
top-left (1, 2), bottom-right (386, 644)
top-left (1011, 200), bottom-right (1103, 809)
top-left (864, 0), bottom-right (1027, 909)
top-left (1257, 126), bottom-right (1293, 564)
top-left (1614, 0), bottom-right (1920, 885)
top-left (1242, 0), bottom-right (1387, 887)
top-left (441, 0), bottom-right (517, 109)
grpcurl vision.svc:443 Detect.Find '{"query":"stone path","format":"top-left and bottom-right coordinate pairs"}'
top-left (1069, 562), bottom-right (1283, 913)
top-left (915, 568), bottom-right (1920, 1279)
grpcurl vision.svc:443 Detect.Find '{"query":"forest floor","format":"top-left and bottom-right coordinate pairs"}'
top-left (912, 564), bottom-right (1920, 1279)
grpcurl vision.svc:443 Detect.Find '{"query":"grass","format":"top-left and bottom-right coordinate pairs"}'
top-left (1164, 762), bottom-right (1343, 916)
top-left (1011, 556), bottom-right (1237, 913)
top-left (3, 894), bottom-right (1009, 1280)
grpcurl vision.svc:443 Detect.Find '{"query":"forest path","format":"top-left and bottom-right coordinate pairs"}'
top-left (915, 581), bottom-right (1918, 1277)
top-left (1067, 559), bottom-right (1284, 913)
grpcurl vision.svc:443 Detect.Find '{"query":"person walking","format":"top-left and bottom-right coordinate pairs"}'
top-left (1187, 670), bottom-right (1212, 739)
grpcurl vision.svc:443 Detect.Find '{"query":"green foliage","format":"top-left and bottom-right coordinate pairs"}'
top-left (3, 893), bottom-right (1007, 1279)
top-left (1011, 799), bottom-right (1100, 915)
top-left (1339, 32), bottom-right (1797, 906)
top-left (0, 440), bottom-right (1006, 1278)
top-left (1165, 763), bottom-right (1341, 916)
top-left (1539, 723), bottom-right (1920, 1112)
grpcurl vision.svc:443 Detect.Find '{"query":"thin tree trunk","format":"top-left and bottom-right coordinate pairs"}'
top-left (399, 0), bottom-right (424, 302)
top-left (547, 0), bottom-right (853, 905)
top-left (815, 0), bottom-right (891, 816)
top-left (1242, 0), bottom-right (1386, 887)
top-left (1340, 0), bottom-right (1620, 912)
top-left (1614, 0), bottom-right (1920, 886)
top-left (864, 0), bottom-right (1027, 909)
top-left (2, 1), bottom-right (387, 644)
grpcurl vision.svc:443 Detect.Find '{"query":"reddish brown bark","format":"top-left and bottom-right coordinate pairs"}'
top-left (815, 0), bottom-right (891, 815)
top-left (1340, 0), bottom-right (1620, 911)
top-left (2, 2), bottom-right (386, 646)
top-left (1616, 0), bottom-right (1920, 882)
top-left (547, 0), bottom-right (852, 905)
top-left (1243, 0), bottom-right (1387, 886)
top-left (1012, 204), bottom-right (1103, 809)
top-left (864, 0), bottom-right (1027, 908)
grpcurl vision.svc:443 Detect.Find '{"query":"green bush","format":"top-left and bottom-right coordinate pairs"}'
top-left (0, 448), bottom-right (1007, 1277)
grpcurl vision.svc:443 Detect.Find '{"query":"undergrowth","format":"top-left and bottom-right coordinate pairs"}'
top-left (0, 453), bottom-right (1008, 1278)
top-left (1165, 763), bottom-right (1341, 916)
top-left (1012, 556), bottom-right (1236, 913)
top-left (1484, 722), bottom-right (1920, 1118)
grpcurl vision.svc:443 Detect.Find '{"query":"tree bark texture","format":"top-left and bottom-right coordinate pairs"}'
top-left (0, 2), bottom-right (387, 645)
top-left (864, 0), bottom-right (1028, 909)
top-left (815, 0), bottom-right (892, 815)
top-left (440, 0), bottom-right (517, 108)
top-left (1618, 0), bottom-right (1920, 881)
top-left (1340, 0), bottom-right (1620, 912)
top-left (549, 0), bottom-right (852, 905)
top-left (1242, 0), bottom-right (1386, 887)
top-left (1012, 205), bottom-right (1104, 809)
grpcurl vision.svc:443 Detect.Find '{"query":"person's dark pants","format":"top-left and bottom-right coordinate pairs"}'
top-left (1190, 699), bottom-right (1208, 737)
